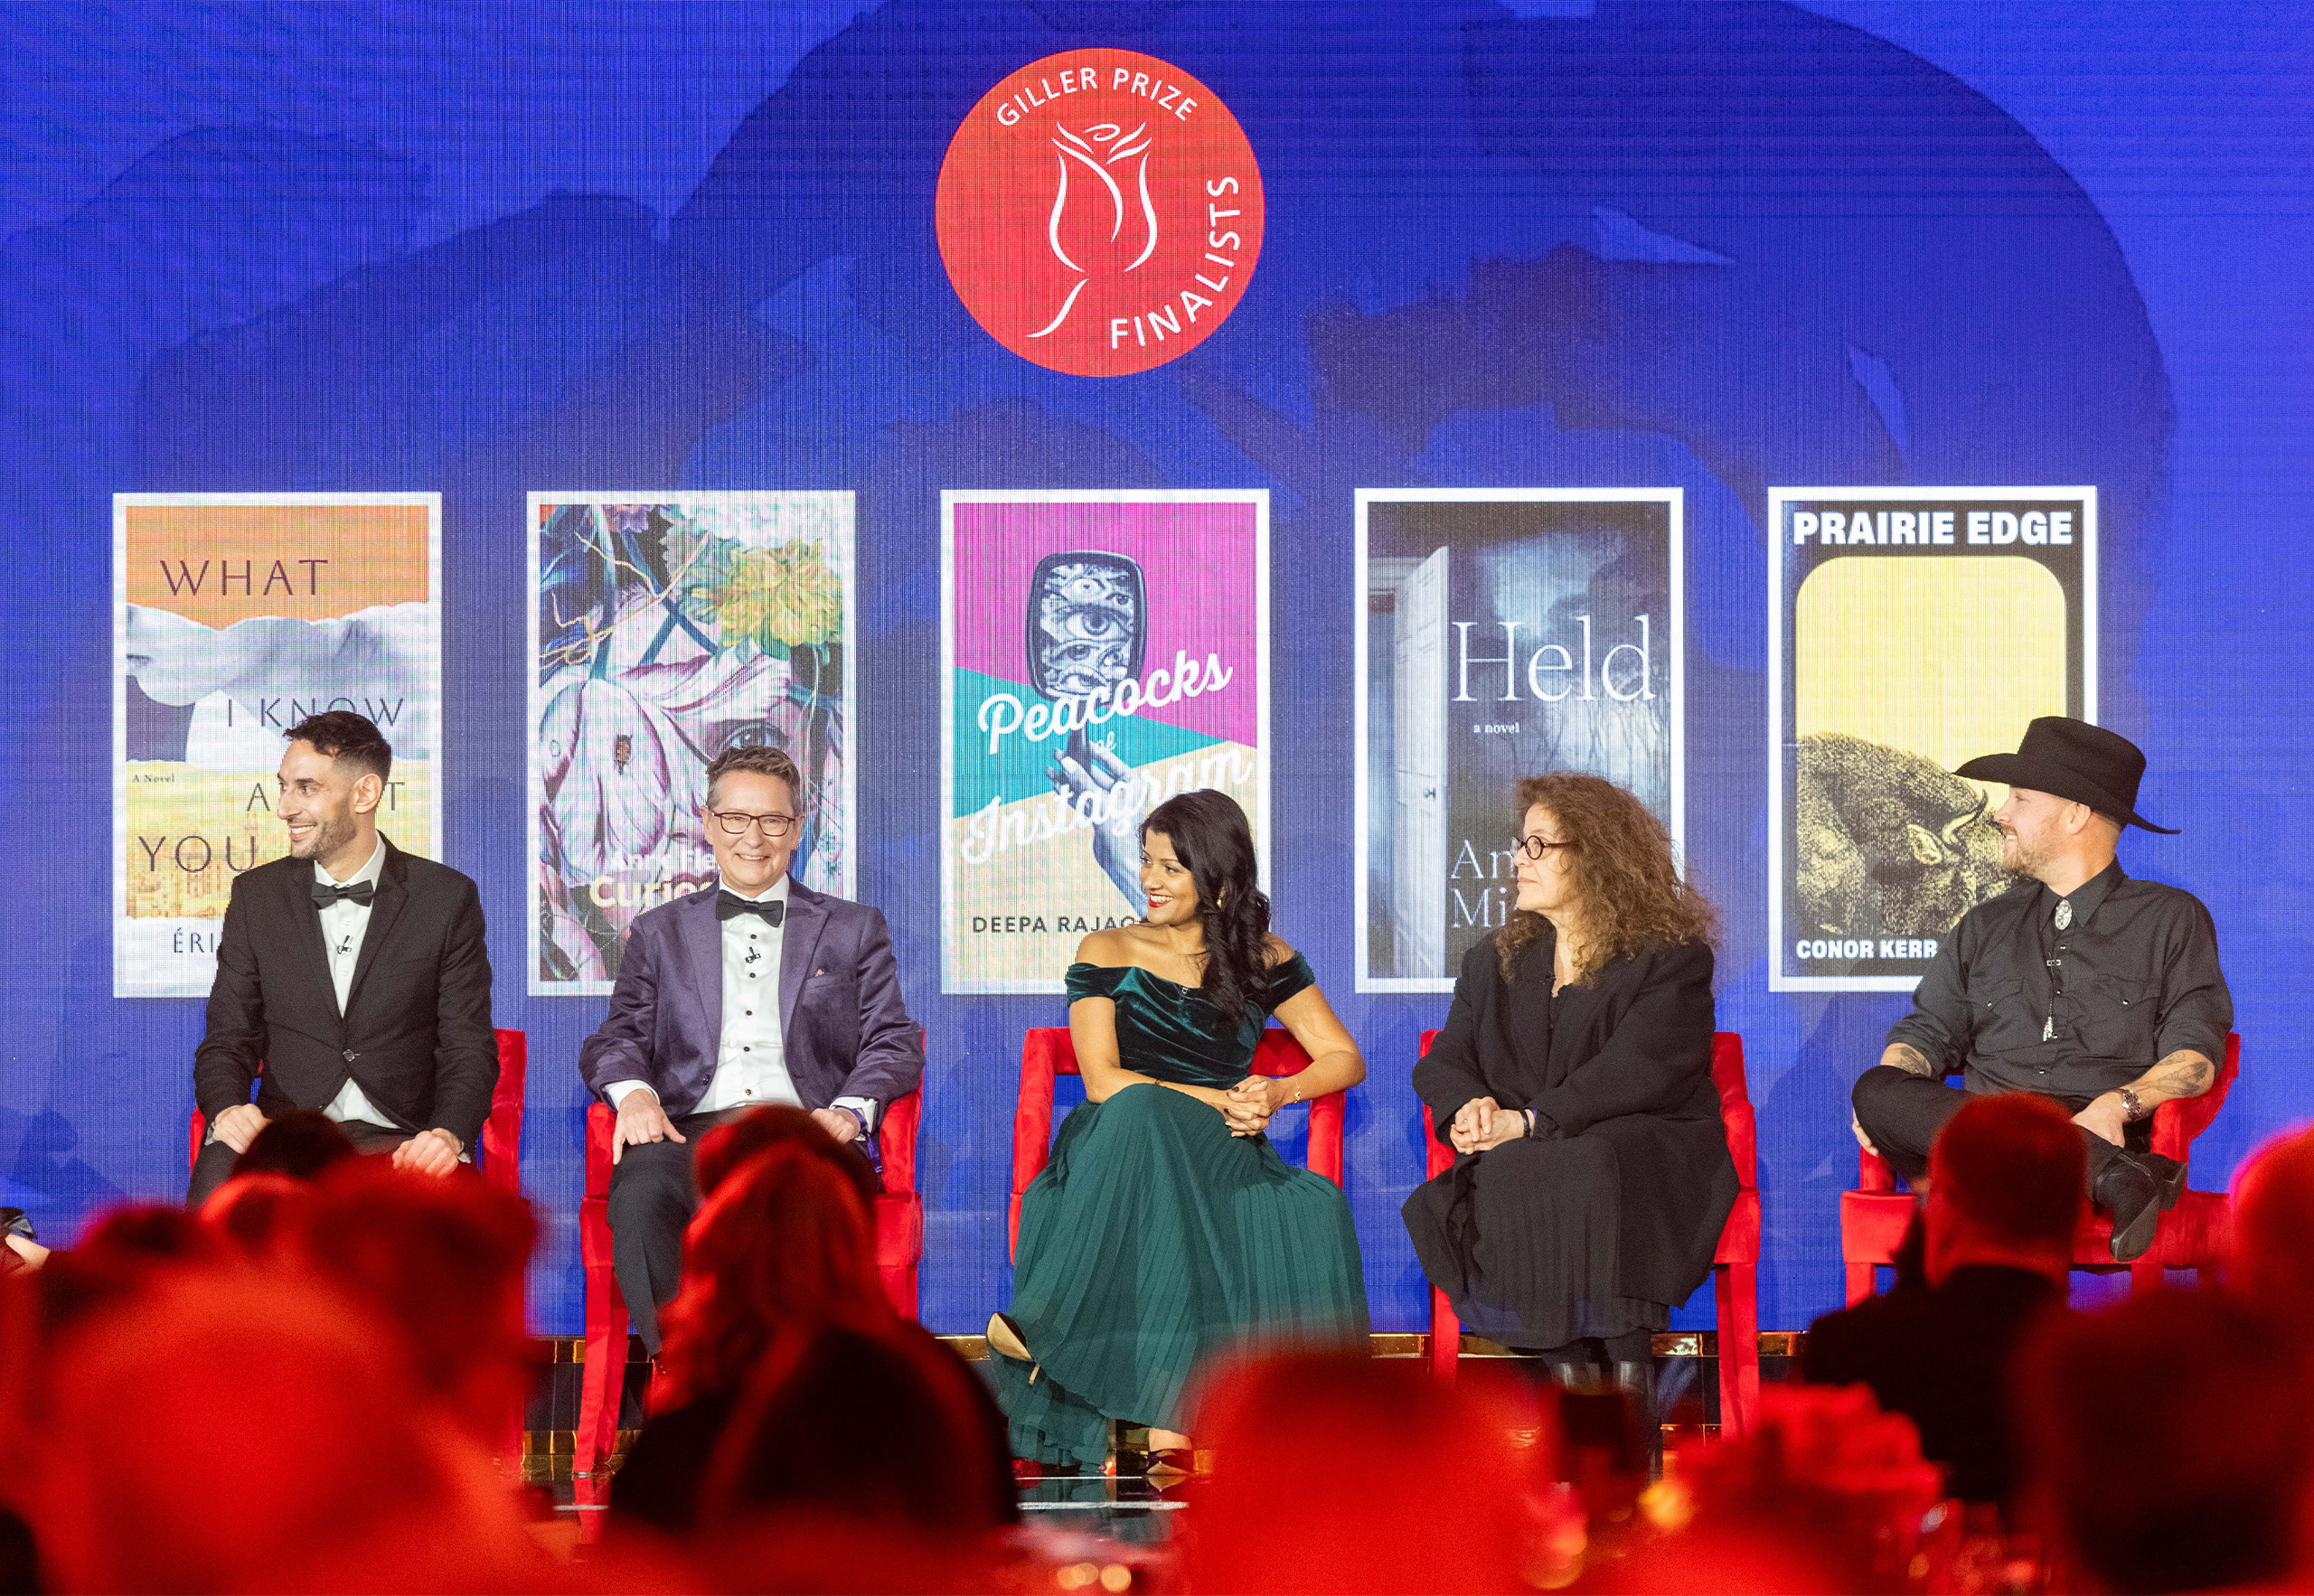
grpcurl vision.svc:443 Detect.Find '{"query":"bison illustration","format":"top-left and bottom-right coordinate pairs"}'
top-left (1797, 732), bottom-right (2013, 942)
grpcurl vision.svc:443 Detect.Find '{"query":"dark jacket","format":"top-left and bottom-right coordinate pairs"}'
top-left (1411, 930), bottom-right (1736, 1307)
top-left (577, 880), bottom-right (921, 1116)
top-left (1801, 1263), bottom-right (2069, 1507)
top-left (193, 838), bottom-right (497, 1148)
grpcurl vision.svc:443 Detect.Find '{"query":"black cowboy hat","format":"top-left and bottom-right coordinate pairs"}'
top-left (1955, 717), bottom-right (2177, 833)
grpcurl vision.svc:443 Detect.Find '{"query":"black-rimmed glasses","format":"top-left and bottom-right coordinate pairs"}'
top-left (1513, 834), bottom-right (1575, 860)
top-left (709, 809), bottom-right (799, 839)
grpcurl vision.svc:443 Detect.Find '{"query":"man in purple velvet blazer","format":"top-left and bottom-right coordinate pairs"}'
top-left (577, 744), bottom-right (921, 1352)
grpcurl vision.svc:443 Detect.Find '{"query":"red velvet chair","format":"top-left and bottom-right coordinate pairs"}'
top-left (189, 1028), bottom-right (530, 1191)
top-left (1416, 1029), bottom-right (1761, 1436)
top-left (572, 1079), bottom-right (925, 1480)
top-left (1009, 1026), bottom-right (1346, 1256)
top-left (1839, 1033), bottom-right (2241, 1303)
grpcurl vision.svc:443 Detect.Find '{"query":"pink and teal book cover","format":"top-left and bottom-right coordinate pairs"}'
top-left (941, 491), bottom-right (1268, 993)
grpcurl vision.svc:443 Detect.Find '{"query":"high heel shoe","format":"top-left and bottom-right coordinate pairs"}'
top-left (985, 1311), bottom-right (1030, 1361)
top-left (1144, 1447), bottom-right (1197, 1482)
top-left (986, 1312), bottom-right (1043, 1384)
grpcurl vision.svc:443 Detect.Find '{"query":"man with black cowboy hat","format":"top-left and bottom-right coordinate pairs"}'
top-left (1851, 717), bottom-right (2232, 1262)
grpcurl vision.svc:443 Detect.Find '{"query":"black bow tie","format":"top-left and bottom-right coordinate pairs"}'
top-left (717, 890), bottom-right (785, 926)
top-left (312, 879), bottom-right (376, 908)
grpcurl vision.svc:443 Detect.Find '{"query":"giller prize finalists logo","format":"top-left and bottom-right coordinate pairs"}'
top-left (936, 51), bottom-right (1265, 377)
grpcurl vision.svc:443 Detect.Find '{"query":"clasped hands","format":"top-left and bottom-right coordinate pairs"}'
top-left (1218, 1076), bottom-right (1293, 1138)
top-left (1450, 1095), bottom-right (1529, 1154)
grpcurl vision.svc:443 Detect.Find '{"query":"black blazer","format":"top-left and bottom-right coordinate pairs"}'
top-left (1412, 931), bottom-right (1737, 1307)
top-left (1801, 1264), bottom-right (2068, 1506)
top-left (193, 838), bottom-right (497, 1148)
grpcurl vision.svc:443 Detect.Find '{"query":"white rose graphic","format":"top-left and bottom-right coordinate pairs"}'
top-left (1030, 120), bottom-right (1155, 339)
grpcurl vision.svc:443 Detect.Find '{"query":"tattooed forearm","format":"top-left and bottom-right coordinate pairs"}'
top-left (2131, 1049), bottom-right (2216, 1103)
top-left (1880, 1043), bottom-right (1941, 1079)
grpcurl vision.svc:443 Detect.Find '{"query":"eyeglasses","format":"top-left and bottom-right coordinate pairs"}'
top-left (709, 809), bottom-right (799, 839)
top-left (1513, 834), bottom-right (1575, 860)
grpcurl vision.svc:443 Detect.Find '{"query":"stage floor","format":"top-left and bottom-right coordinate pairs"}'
top-left (547, 1472), bottom-right (1185, 1543)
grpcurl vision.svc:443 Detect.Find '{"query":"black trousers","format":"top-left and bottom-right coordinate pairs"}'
top-left (1850, 1067), bottom-right (2148, 1190)
top-left (607, 1111), bottom-right (734, 1355)
top-left (185, 1119), bottom-right (412, 1206)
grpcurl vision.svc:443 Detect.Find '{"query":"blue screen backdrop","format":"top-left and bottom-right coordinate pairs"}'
top-left (3, 1), bottom-right (2309, 1336)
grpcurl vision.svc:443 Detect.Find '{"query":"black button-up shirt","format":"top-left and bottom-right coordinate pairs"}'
top-left (1885, 862), bottom-right (2231, 1102)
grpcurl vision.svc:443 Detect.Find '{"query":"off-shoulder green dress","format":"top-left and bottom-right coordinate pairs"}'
top-left (993, 956), bottom-right (1370, 1466)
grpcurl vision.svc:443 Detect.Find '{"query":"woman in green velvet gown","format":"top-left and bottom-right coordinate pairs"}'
top-left (988, 790), bottom-right (1369, 1473)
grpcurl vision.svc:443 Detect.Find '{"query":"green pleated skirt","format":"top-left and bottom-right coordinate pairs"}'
top-left (993, 1082), bottom-right (1369, 1466)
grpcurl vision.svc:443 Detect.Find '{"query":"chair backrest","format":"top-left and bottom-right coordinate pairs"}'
top-left (1857, 1031), bottom-right (2242, 1186)
top-left (1710, 1032), bottom-right (1756, 1188)
top-left (1010, 1025), bottom-right (1345, 1257)
top-left (1416, 1028), bottom-right (1754, 1187)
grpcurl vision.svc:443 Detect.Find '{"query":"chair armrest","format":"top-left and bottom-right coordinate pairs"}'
top-left (1858, 1145), bottom-right (1898, 1193)
top-left (1306, 1090), bottom-right (1346, 1188)
top-left (880, 1087), bottom-right (921, 1197)
top-left (2161, 1031), bottom-right (2240, 1155)
top-left (1420, 1105), bottom-right (1455, 1180)
top-left (584, 1102), bottom-right (617, 1201)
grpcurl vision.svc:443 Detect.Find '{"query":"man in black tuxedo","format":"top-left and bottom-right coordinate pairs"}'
top-left (1802, 1092), bottom-right (2084, 1507)
top-left (189, 711), bottom-right (495, 1204)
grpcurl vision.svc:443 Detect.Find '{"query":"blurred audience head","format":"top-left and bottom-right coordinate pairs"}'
top-left (2016, 1288), bottom-right (2312, 1594)
top-left (693, 1103), bottom-right (879, 1206)
top-left (230, 1109), bottom-right (357, 1183)
top-left (200, 1173), bottom-right (308, 1259)
top-left (32, 1267), bottom-right (531, 1592)
top-left (1651, 1385), bottom-right (1945, 1595)
top-left (2229, 1122), bottom-right (2314, 1321)
top-left (33, 1205), bottom-right (228, 1347)
top-left (701, 1319), bottom-right (1014, 1538)
top-left (1189, 1350), bottom-right (1546, 1593)
top-left (287, 1161), bottom-right (537, 1443)
top-left (1925, 1093), bottom-right (2084, 1284)
top-left (657, 1143), bottom-right (886, 1410)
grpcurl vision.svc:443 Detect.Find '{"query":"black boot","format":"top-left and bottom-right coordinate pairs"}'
top-left (2093, 1152), bottom-right (2162, 1262)
top-left (1612, 1357), bottom-right (1661, 1479)
top-left (2142, 1149), bottom-right (2187, 1209)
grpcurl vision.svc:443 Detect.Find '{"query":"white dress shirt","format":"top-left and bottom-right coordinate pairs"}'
top-left (315, 839), bottom-right (400, 1131)
top-left (607, 876), bottom-right (878, 1134)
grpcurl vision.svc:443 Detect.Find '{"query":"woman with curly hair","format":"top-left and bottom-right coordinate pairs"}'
top-left (989, 789), bottom-right (1369, 1477)
top-left (1404, 773), bottom-right (1736, 1410)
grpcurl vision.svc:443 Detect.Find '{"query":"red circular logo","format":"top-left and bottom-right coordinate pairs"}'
top-left (936, 51), bottom-right (1264, 378)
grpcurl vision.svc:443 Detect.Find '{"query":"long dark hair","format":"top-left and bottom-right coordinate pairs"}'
top-left (1142, 790), bottom-right (1273, 1027)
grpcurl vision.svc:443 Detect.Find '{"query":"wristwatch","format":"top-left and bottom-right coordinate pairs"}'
top-left (2119, 1087), bottom-right (2147, 1122)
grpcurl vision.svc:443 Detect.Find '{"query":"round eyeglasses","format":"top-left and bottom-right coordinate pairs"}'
top-left (1512, 834), bottom-right (1575, 860)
